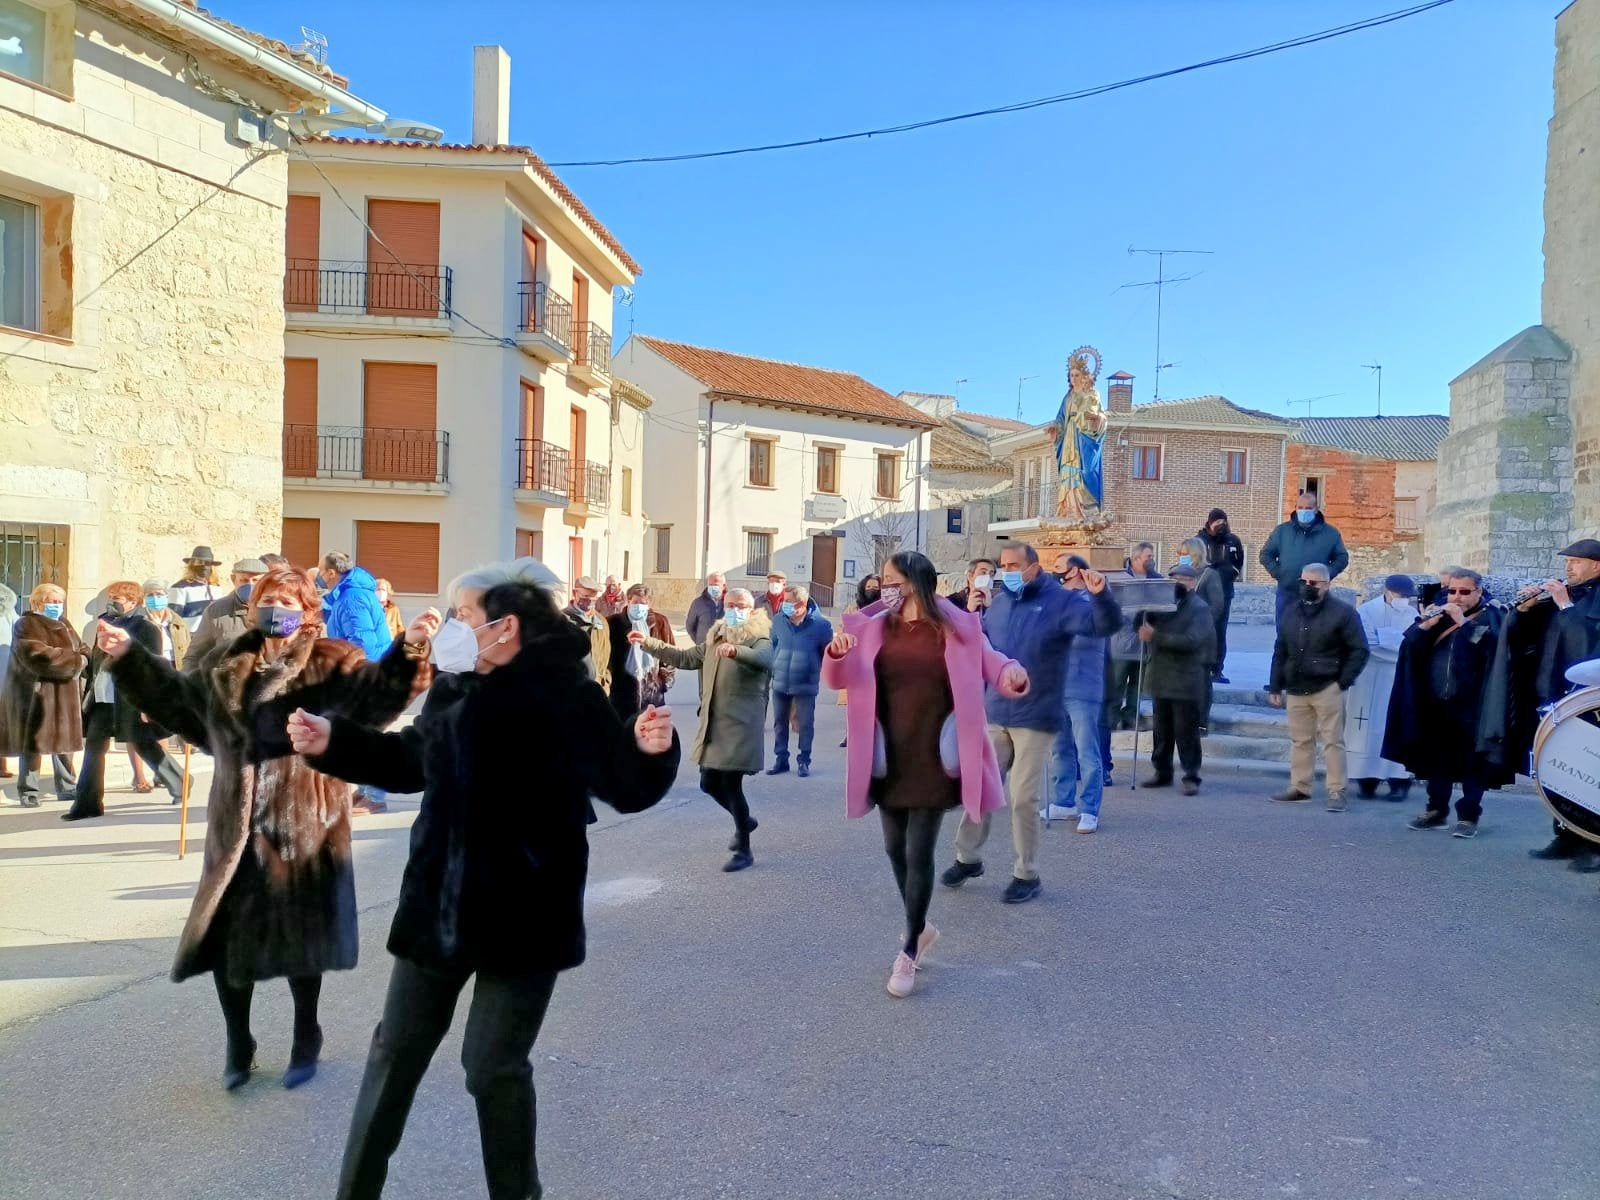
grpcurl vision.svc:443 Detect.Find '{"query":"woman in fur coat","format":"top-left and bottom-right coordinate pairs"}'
top-left (636, 587), bottom-right (773, 872)
top-left (0, 583), bottom-right (86, 807)
top-left (94, 566), bottom-right (435, 1091)
top-left (285, 571), bottom-right (680, 1200)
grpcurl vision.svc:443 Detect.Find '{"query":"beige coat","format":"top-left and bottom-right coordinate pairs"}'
top-left (648, 608), bottom-right (773, 773)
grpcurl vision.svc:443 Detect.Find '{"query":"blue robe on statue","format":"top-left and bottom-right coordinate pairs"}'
top-left (1077, 427), bottom-right (1103, 509)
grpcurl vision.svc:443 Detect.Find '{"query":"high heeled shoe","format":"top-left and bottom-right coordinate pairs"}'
top-left (223, 1036), bottom-right (257, 1091)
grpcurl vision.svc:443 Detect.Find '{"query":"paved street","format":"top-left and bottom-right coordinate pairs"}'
top-left (4, 673), bottom-right (1600, 1200)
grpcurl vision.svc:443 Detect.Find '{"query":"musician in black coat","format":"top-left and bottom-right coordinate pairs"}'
top-left (1382, 569), bottom-right (1507, 837)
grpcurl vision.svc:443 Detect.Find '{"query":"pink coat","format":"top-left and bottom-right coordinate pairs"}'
top-left (821, 595), bottom-right (1018, 823)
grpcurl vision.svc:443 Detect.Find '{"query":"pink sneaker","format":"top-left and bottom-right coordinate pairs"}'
top-left (914, 923), bottom-right (939, 966)
top-left (887, 951), bottom-right (917, 998)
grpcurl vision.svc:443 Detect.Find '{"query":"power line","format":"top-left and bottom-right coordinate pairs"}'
top-left (546, 1), bottom-right (1456, 168)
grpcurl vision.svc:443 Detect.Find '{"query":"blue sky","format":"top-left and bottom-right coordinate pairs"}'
top-left (234, 0), bottom-right (1560, 424)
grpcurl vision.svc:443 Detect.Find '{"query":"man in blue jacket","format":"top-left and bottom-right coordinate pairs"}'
top-left (319, 551), bottom-right (394, 813)
top-left (1042, 554), bottom-right (1114, 833)
top-left (943, 543), bottom-right (1121, 904)
top-left (767, 585), bottom-right (832, 777)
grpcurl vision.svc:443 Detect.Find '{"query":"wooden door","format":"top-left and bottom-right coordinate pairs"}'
top-left (363, 362), bottom-right (437, 481)
top-left (521, 229), bottom-right (544, 329)
top-left (285, 194), bottom-right (320, 311)
top-left (569, 406), bottom-right (587, 500)
top-left (810, 535), bottom-right (838, 608)
top-left (366, 199), bottom-right (441, 316)
top-left (282, 358), bottom-right (318, 476)
top-left (568, 536), bottom-right (584, 587)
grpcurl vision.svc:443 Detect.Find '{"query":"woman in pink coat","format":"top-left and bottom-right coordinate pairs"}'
top-left (822, 551), bottom-right (1028, 998)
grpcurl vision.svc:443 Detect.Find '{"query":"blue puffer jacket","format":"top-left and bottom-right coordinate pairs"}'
top-left (983, 573), bottom-right (1122, 730)
top-left (1059, 590), bottom-right (1111, 704)
top-left (323, 566), bottom-right (393, 661)
top-left (770, 604), bottom-right (834, 697)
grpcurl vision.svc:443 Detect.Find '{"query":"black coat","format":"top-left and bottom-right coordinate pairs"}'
top-left (1198, 526), bottom-right (1245, 587)
top-left (1480, 581), bottom-right (1600, 775)
top-left (1141, 590), bottom-right (1215, 703)
top-left (1269, 596), bottom-right (1369, 696)
top-left (1383, 605), bottom-right (1509, 785)
top-left (310, 624), bottom-right (681, 977)
top-left (84, 609), bottom-right (165, 740)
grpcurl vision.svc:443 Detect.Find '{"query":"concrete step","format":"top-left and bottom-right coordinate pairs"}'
top-left (1213, 683), bottom-right (1278, 707)
top-left (1207, 703), bottom-right (1289, 740)
top-left (1111, 730), bottom-right (1290, 763)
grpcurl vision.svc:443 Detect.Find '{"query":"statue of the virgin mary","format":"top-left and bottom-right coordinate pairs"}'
top-left (1053, 345), bottom-right (1108, 522)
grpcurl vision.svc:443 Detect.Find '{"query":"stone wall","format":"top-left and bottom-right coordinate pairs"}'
top-left (0, 9), bottom-right (295, 617)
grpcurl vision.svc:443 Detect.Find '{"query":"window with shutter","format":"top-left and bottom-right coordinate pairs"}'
top-left (748, 438), bottom-right (773, 487)
top-left (281, 517), bottom-right (321, 572)
top-left (876, 453), bottom-right (900, 499)
top-left (746, 531), bottom-right (772, 576)
top-left (363, 362), bottom-right (438, 481)
top-left (356, 520), bottom-right (439, 594)
top-left (516, 528), bottom-right (543, 560)
top-left (653, 526), bottom-right (671, 574)
top-left (366, 199), bottom-right (441, 316)
top-left (285, 194), bottom-right (320, 312)
top-left (816, 446), bottom-right (839, 494)
top-left (283, 358), bottom-right (318, 477)
top-left (621, 467), bottom-right (633, 514)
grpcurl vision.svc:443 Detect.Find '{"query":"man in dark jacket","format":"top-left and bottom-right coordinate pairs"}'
top-left (1383, 569), bottom-right (1505, 838)
top-left (945, 544), bottom-right (1120, 903)
top-left (1137, 564), bottom-right (1215, 794)
top-left (1267, 563), bottom-right (1369, 810)
top-left (685, 572), bottom-right (726, 647)
top-left (1260, 493), bottom-right (1351, 626)
top-left (1199, 509), bottom-right (1245, 681)
top-left (1124, 541), bottom-right (1160, 579)
top-left (946, 558), bottom-right (995, 612)
top-left (767, 585), bottom-right (832, 777)
top-left (185, 557), bottom-right (267, 674)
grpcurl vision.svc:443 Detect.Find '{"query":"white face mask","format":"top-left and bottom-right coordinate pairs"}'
top-left (431, 616), bottom-right (505, 674)
top-left (973, 574), bottom-right (993, 591)
top-left (375, 590), bottom-right (389, 605)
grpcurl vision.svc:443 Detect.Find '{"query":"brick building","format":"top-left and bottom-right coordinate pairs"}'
top-left (899, 393), bottom-right (1017, 587)
top-left (1287, 416), bottom-right (1450, 579)
top-left (984, 372), bottom-right (1293, 578)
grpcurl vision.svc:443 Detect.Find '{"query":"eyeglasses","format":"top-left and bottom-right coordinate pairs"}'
top-left (1445, 588), bottom-right (1477, 596)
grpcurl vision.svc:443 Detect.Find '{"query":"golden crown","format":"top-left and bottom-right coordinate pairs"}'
top-left (1067, 345), bottom-right (1102, 384)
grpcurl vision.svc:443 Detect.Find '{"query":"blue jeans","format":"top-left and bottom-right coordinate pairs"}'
top-left (772, 691), bottom-right (816, 767)
top-left (1051, 698), bottom-right (1105, 816)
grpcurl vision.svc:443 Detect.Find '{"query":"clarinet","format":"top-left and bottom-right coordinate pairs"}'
top-left (1514, 584), bottom-right (1554, 608)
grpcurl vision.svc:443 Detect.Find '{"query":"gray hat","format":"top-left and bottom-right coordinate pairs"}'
top-left (1560, 539), bottom-right (1600, 562)
top-left (1169, 564), bottom-right (1199, 580)
top-left (232, 558), bottom-right (269, 574)
top-left (1383, 573), bottom-right (1417, 597)
top-left (186, 545), bottom-right (220, 564)
top-left (573, 575), bottom-right (599, 591)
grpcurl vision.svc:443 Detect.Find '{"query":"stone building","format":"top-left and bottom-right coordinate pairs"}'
top-left (280, 47), bottom-right (642, 613)
top-left (986, 372), bottom-right (1293, 577)
top-left (0, 0), bottom-right (382, 617)
top-left (1429, 0), bottom-right (1593, 574)
top-left (1287, 415), bottom-right (1449, 579)
top-left (899, 392), bottom-right (1017, 587)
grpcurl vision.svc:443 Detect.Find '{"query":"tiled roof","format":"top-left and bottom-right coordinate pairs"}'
top-left (635, 337), bottom-right (936, 428)
top-left (1120, 395), bottom-right (1294, 431)
top-left (1292, 415), bottom-right (1450, 460)
top-left (303, 138), bottom-right (640, 276)
top-left (931, 420), bottom-right (1007, 472)
top-left (956, 411), bottom-right (1031, 432)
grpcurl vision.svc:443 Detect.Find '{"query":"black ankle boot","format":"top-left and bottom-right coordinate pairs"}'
top-left (223, 1036), bottom-right (257, 1091)
top-left (282, 1027), bottom-right (322, 1089)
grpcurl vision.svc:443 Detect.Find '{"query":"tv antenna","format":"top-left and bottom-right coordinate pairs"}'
top-left (1361, 362), bottom-right (1383, 416)
top-left (1016, 375), bottom-right (1039, 420)
top-left (1285, 393), bottom-right (1341, 417)
top-left (1120, 246), bottom-right (1213, 402)
top-left (295, 26), bottom-right (329, 64)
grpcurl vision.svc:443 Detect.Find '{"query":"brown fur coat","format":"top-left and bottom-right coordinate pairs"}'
top-left (0, 614), bottom-right (87, 756)
top-left (111, 628), bottom-right (430, 984)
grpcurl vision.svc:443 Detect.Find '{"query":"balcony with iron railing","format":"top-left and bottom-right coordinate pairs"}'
top-left (567, 459), bottom-right (611, 515)
top-left (284, 259), bottom-right (453, 330)
top-left (570, 320), bottom-right (611, 384)
top-left (283, 425), bottom-right (450, 491)
top-left (983, 484), bottom-right (1053, 528)
top-left (513, 438), bottom-right (571, 503)
top-left (515, 281), bottom-right (573, 364)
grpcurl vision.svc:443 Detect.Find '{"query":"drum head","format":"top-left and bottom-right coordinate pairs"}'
top-left (1532, 686), bottom-right (1600, 846)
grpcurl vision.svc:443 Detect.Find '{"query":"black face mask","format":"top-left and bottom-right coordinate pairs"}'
top-left (1300, 581), bottom-right (1325, 603)
top-left (1213, 523), bottom-right (1229, 537)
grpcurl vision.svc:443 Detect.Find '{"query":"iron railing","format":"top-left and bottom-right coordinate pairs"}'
top-left (1395, 497), bottom-right (1419, 533)
top-left (514, 438), bottom-right (571, 495)
top-left (573, 320), bottom-right (611, 374)
top-left (569, 460), bottom-right (611, 511)
top-left (283, 425), bottom-right (450, 483)
top-left (285, 259), bottom-right (453, 318)
top-left (516, 281), bottom-right (572, 347)
top-left (983, 486), bottom-right (1052, 524)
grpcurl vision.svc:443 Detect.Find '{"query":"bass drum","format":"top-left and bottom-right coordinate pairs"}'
top-left (1532, 684), bottom-right (1600, 846)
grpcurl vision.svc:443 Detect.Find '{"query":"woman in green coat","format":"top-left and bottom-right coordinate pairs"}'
top-left (634, 587), bottom-right (773, 872)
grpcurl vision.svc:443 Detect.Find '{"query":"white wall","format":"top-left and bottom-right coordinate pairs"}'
top-left (618, 342), bottom-right (706, 603)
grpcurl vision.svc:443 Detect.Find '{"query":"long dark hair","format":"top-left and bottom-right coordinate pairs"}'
top-left (885, 551), bottom-right (949, 640)
top-left (855, 574), bottom-right (881, 609)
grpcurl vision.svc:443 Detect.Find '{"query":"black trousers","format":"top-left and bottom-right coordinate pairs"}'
top-left (1426, 775), bottom-right (1485, 823)
top-left (880, 807), bottom-right (946, 956)
top-left (1151, 698), bottom-right (1202, 782)
top-left (336, 957), bottom-right (558, 1200)
top-left (17, 753), bottom-right (76, 800)
top-left (75, 703), bottom-right (182, 813)
top-left (1104, 660), bottom-right (1142, 731)
top-left (700, 768), bottom-right (755, 846)
top-left (1213, 587), bottom-right (1234, 675)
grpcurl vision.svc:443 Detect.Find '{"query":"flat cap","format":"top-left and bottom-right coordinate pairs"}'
top-left (1560, 539), bottom-right (1600, 562)
top-left (233, 558), bottom-right (268, 574)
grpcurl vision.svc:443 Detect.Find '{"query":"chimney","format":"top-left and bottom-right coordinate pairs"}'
top-left (1107, 370), bottom-right (1134, 414)
top-left (472, 45), bottom-right (511, 146)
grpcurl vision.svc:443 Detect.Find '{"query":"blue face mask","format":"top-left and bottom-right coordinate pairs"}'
top-left (627, 602), bottom-right (649, 622)
top-left (1296, 509), bottom-right (1317, 525)
top-left (41, 602), bottom-right (64, 620)
top-left (779, 601), bottom-right (796, 617)
top-left (237, 583), bottom-right (254, 602)
top-left (706, 584), bottom-right (723, 599)
top-left (1000, 570), bottom-right (1026, 593)
top-left (144, 595), bottom-right (168, 611)
top-left (725, 608), bottom-right (748, 627)
top-left (1178, 555), bottom-right (1193, 568)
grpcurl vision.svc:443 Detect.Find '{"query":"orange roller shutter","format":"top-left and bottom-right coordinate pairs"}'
top-left (283, 358), bottom-right (318, 476)
top-left (282, 517), bottom-right (321, 572)
top-left (363, 362), bottom-right (438, 481)
top-left (357, 521), bottom-right (440, 595)
top-left (285, 194), bottom-right (320, 311)
top-left (366, 199), bottom-right (441, 316)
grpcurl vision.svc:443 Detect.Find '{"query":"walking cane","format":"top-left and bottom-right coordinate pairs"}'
top-left (178, 742), bottom-right (191, 859)
top-left (1129, 614), bottom-right (1148, 791)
